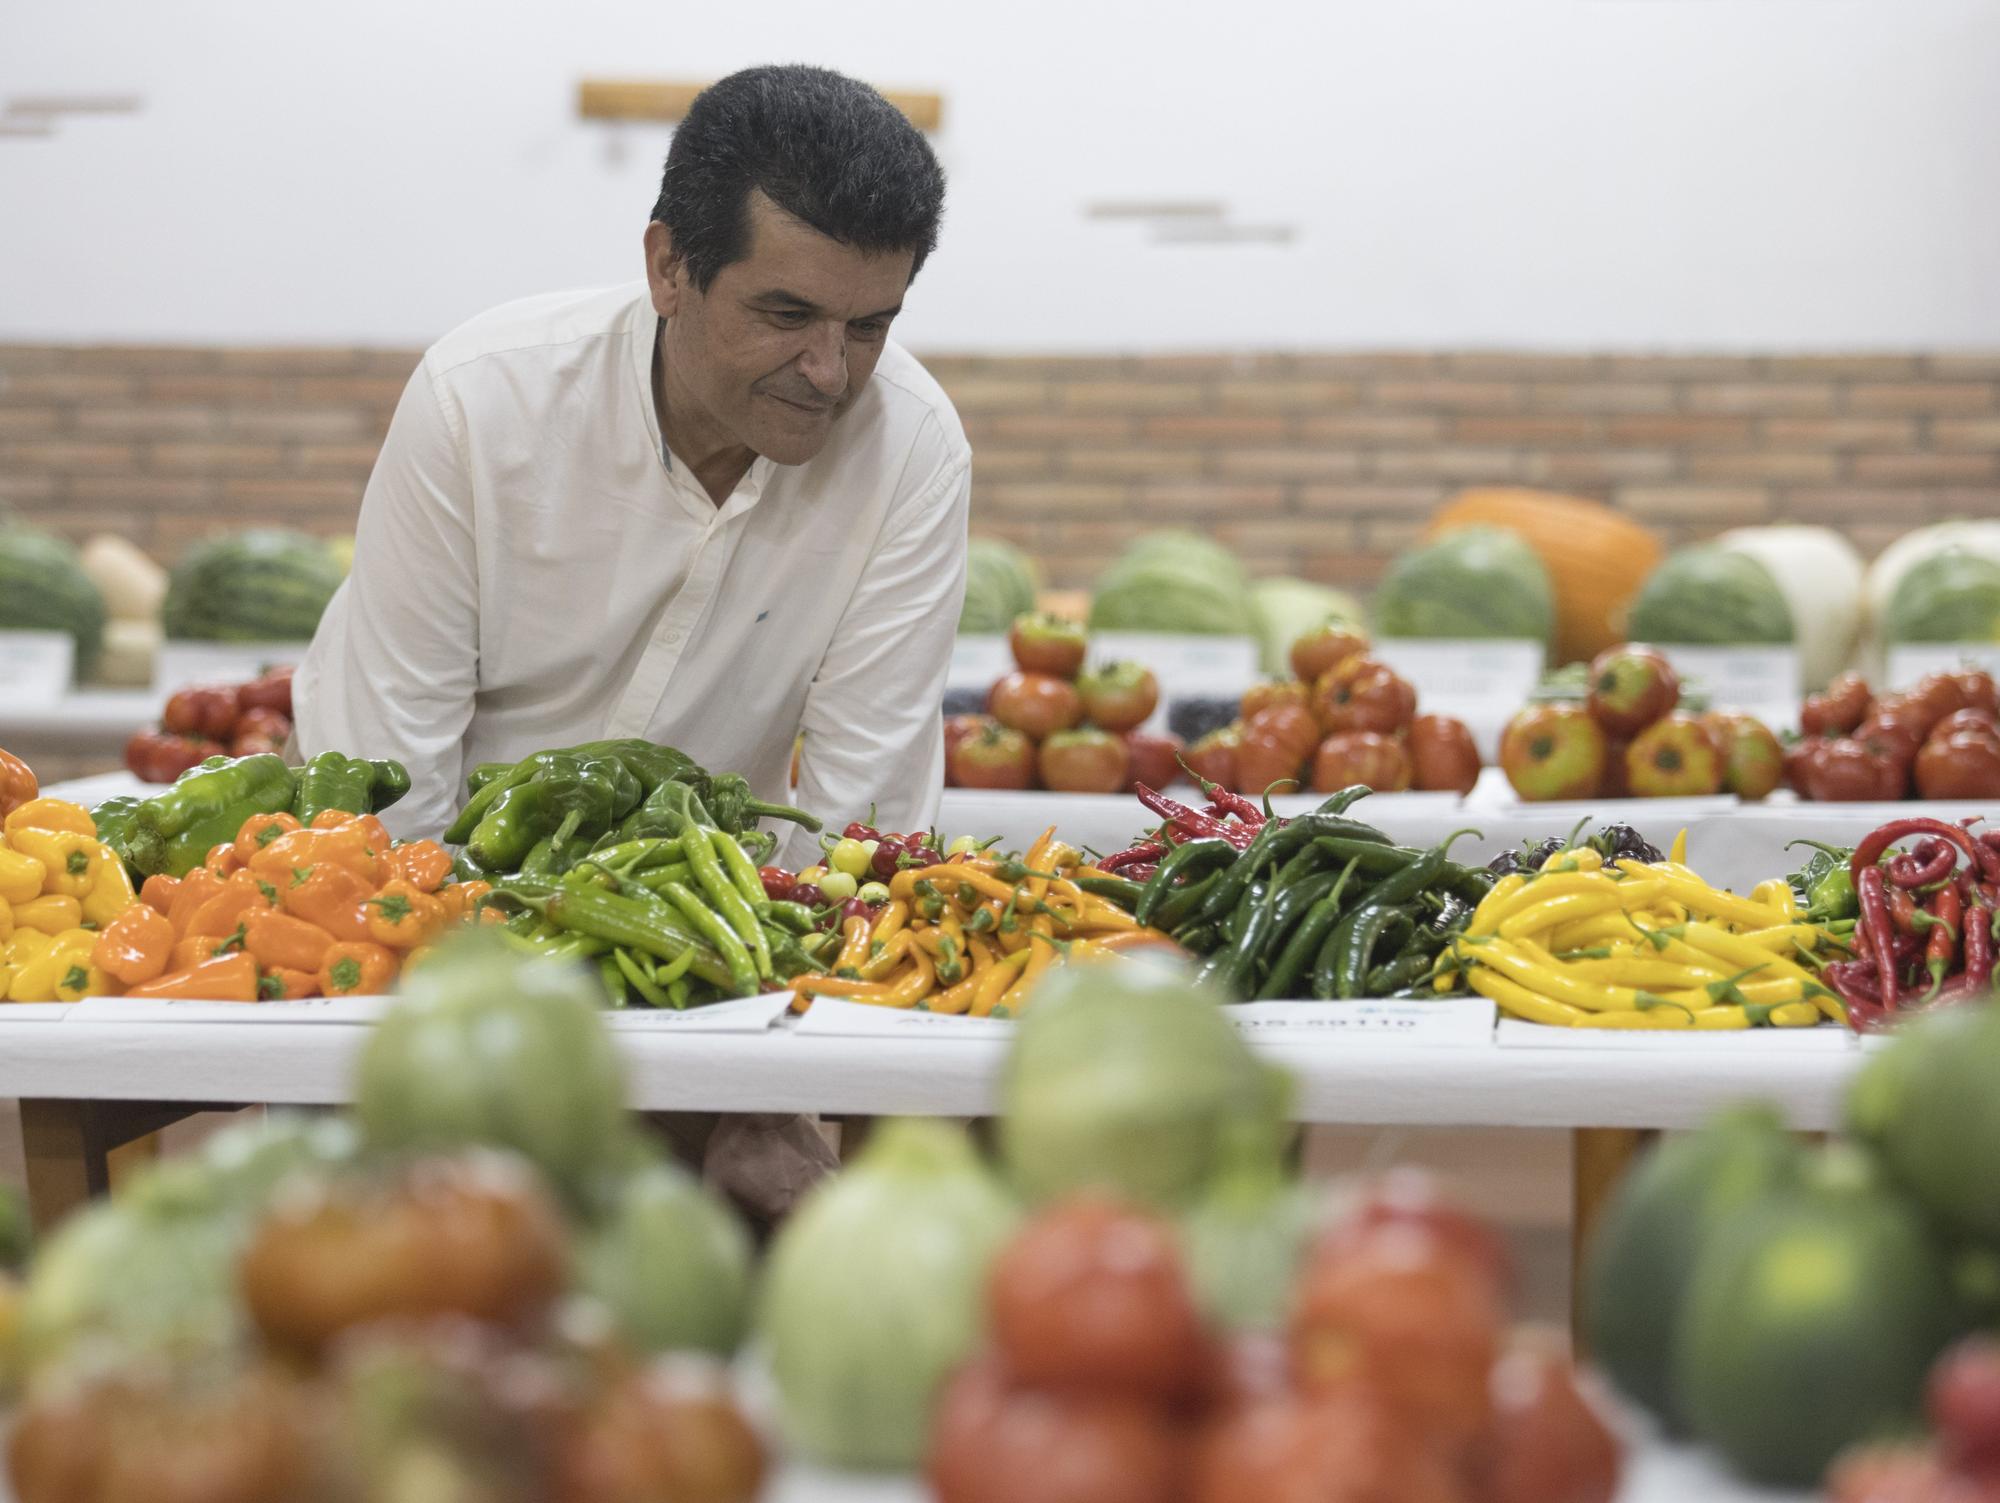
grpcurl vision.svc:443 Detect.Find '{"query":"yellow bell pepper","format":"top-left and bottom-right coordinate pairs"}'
top-left (6, 827), bottom-right (102, 900)
top-left (5, 930), bottom-right (51, 966)
top-left (0, 895), bottom-right (11, 945)
top-left (0, 962), bottom-right (12, 1001)
top-left (2, 799), bottom-right (95, 840)
top-left (0, 849), bottom-right (45, 906)
top-left (13, 894), bottom-right (83, 934)
top-left (78, 846), bottom-right (137, 927)
top-left (7, 929), bottom-right (94, 1003)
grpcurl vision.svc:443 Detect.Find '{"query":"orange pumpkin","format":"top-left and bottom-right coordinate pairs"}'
top-left (1424, 488), bottom-right (1664, 666)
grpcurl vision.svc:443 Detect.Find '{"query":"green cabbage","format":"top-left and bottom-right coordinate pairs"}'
top-left (1883, 550), bottom-right (2000, 645)
top-left (1370, 527), bottom-right (1555, 646)
top-left (356, 937), bottom-right (628, 1208)
top-left (1865, 521), bottom-right (2000, 629)
top-left (760, 1119), bottom-right (1017, 1469)
top-left (1249, 578), bottom-right (1364, 676)
top-left (958, 536), bottom-right (1041, 633)
top-left (1000, 960), bottom-right (1289, 1209)
top-left (1089, 531), bottom-right (1254, 635)
top-left (575, 1161), bottom-right (754, 1358)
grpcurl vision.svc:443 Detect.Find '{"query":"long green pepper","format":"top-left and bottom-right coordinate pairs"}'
top-left (656, 880), bottom-right (759, 995)
top-left (681, 831), bottom-right (770, 981)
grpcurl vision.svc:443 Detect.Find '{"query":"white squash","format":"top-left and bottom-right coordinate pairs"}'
top-left (1714, 526), bottom-right (1865, 691)
top-left (79, 534), bottom-right (167, 623)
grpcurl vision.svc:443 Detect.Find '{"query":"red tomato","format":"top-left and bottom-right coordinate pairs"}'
top-left (1289, 1223), bottom-right (1503, 1457)
top-left (1783, 736), bottom-right (1825, 796)
top-left (1076, 662), bottom-right (1160, 734)
top-left (1805, 738), bottom-right (1906, 802)
top-left (124, 729), bottom-right (211, 785)
top-left (928, 1359), bottom-right (1184, 1503)
top-left (235, 666), bottom-right (296, 719)
top-left (949, 723), bottom-right (1038, 791)
top-left (1311, 732), bottom-right (1412, 795)
top-left (1317, 1169), bottom-right (1514, 1302)
top-left (1854, 711), bottom-right (1928, 769)
top-left (1235, 727), bottom-right (1306, 799)
top-left (988, 1198), bottom-right (1211, 1403)
top-left (1953, 670), bottom-right (2000, 718)
top-left (1038, 729), bottom-right (1132, 795)
top-left (1934, 708), bottom-right (2000, 742)
top-left (989, 671), bottom-right (1084, 741)
top-left (1313, 659), bottom-right (1417, 737)
top-left (161, 684), bottom-right (241, 740)
top-left (1407, 715), bottom-right (1481, 796)
top-left (564, 1363), bottom-right (767, 1503)
top-left (1008, 614), bottom-right (1088, 679)
top-left (1242, 680), bottom-right (1312, 724)
top-left (1916, 732), bottom-right (2000, 801)
top-left (1184, 726), bottom-right (1242, 794)
top-left (1824, 1445), bottom-right (1965, 1503)
top-left (1910, 673), bottom-right (1972, 728)
top-left (1930, 1337), bottom-right (2000, 1477)
top-left (1246, 703), bottom-right (1322, 762)
top-left (1123, 730), bottom-right (1186, 791)
top-left (1290, 625), bottom-right (1371, 686)
top-left (1191, 1386), bottom-right (1470, 1503)
top-left (1480, 1339), bottom-right (1623, 1503)
top-left (1799, 674), bottom-right (1873, 737)
top-left (945, 713), bottom-right (997, 761)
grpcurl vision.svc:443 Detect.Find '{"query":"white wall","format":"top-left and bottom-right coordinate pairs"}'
top-left (2, 0), bottom-right (1996, 352)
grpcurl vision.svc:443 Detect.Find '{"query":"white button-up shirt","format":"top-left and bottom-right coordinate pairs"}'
top-left (296, 282), bottom-right (971, 857)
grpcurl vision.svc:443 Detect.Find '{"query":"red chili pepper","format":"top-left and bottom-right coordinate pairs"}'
top-left (1920, 884), bottom-right (1963, 1002)
top-left (1101, 842), bottom-right (1169, 872)
top-left (1858, 865), bottom-right (1901, 1016)
top-left (1887, 838), bottom-right (1958, 890)
top-left (1852, 818), bottom-right (2000, 892)
top-left (1133, 784), bottom-right (1260, 850)
top-left (1884, 882), bottom-right (1919, 935)
top-left (1924, 898), bottom-right (1994, 1011)
top-left (1199, 782), bottom-right (1267, 827)
top-left (1123, 862), bottom-right (1160, 882)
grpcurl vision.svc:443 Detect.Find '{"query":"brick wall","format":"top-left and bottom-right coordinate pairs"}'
top-left (2, 346), bottom-right (1996, 590)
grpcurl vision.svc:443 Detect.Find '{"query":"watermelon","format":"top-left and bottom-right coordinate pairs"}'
top-left (1625, 544), bottom-right (1794, 646)
top-left (162, 529), bottom-right (345, 643)
top-left (0, 522), bottom-right (108, 674)
top-left (1676, 1148), bottom-right (1957, 1487)
top-left (1370, 527), bottom-right (1555, 647)
top-left (1882, 549), bottom-right (2000, 645)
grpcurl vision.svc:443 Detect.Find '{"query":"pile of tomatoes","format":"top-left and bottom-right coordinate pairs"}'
top-left (945, 614), bottom-right (1185, 794)
top-left (124, 667), bottom-right (295, 783)
top-left (1178, 626), bottom-right (1481, 798)
top-left (928, 1174), bottom-right (1619, 1503)
top-left (1792, 669), bottom-right (2000, 802)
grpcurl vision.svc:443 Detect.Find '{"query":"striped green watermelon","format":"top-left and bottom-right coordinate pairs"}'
top-left (163, 529), bottom-right (344, 642)
top-left (0, 522), bottom-right (108, 673)
top-left (1626, 545), bottom-right (1793, 646)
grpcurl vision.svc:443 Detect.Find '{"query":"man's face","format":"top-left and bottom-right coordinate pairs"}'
top-left (648, 191), bottom-right (915, 466)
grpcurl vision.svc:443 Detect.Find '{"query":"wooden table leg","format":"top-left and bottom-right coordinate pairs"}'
top-left (19, 1100), bottom-right (216, 1234)
top-left (1571, 1127), bottom-right (1654, 1350)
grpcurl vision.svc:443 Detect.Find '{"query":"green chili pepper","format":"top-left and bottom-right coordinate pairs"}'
top-left (613, 946), bottom-right (670, 1008)
top-left (683, 830), bottom-right (771, 981)
top-left (710, 829), bottom-right (770, 910)
top-left (1325, 845), bottom-right (1450, 999)
top-left (598, 954), bottom-right (629, 1008)
top-left (534, 883), bottom-right (736, 990)
top-left (465, 761), bottom-right (517, 796)
top-left (763, 901), bottom-right (818, 935)
top-left (1076, 874), bottom-right (1146, 909)
top-left (136, 753), bottom-right (296, 844)
top-left (616, 779), bottom-right (713, 843)
top-left (1219, 874), bottom-right (1284, 995)
top-left (654, 879), bottom-right (760, 996)
top-left (1134, 840), bottom-right (1235, 926)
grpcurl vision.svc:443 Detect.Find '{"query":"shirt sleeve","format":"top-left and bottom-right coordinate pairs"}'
top-left (295, 361), bottom-right (479, 839)
top-left (793, 436), bottom-right (970, 859)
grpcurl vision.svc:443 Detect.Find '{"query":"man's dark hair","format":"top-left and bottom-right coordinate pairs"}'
top-left (652, 65), bottom-right (946, 290)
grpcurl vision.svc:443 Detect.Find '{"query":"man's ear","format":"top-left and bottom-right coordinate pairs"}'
top-left (643, 221), bottom-right (685, 318)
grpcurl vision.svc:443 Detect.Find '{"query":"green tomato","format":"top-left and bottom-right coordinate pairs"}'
top-left (829, 839), bottom-right (872, 878)
top-left (858, 881), bottom-right (891, 905)
top-left (819, 870), bottom-right (859, 903)
top-left (948, 835), bottom-right (981, 856)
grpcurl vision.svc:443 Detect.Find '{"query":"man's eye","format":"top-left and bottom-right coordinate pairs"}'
top-left (849, 321), bottom-right (887, 340)
top-left (768, 310), bottom-right (810, 328)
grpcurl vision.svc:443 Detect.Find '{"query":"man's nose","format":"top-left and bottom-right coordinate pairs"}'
top-left (798, 323), bottom-right (848, 400)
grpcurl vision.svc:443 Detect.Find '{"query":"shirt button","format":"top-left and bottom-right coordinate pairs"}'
top-left (663, 630), bottom-right (682, 645)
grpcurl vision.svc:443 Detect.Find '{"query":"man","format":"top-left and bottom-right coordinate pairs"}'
top-left (298, 65), bottom-right (968, 860)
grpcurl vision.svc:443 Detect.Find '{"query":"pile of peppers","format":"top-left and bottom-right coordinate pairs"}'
top-left (446, 739), bottom-right (821, 880)
top-left (93, 751), bottom-right (410, 879)
top-left (1810, 817), bottom-right (2000, 1031)
top-left (1115, 783), bottom-right (1492, 1001)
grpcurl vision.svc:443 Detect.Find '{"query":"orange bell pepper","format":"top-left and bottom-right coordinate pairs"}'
top-left (204, 844), bottom-right (245, 879)
top-left (167, 868), bottom-right (225, 935)
top-left (307, 809), bottom-right (355, 830)
top-left (171, 935), bottom-right (235, 970)
top-left (258, 966), bottom-right (321, 1000)
top-left (318, 941), bottom-right (396, 997)
top-left (364, 879), bottom-right (445, 950)
top-left (123, 951), bottom-right (258, 1002)
top-left (233, 811), bottom-right (302, 869)
top-left (185, 882), bottom-right (273, 941)
top-left (384, 840), bottom-right (454, 894)
top-left (244, 909), bottom-right (336, 973)
top-left (320, 819), bottom-right (387, 884)
top-left (252, 828), bottom-right (379, 887)
top-left (281, 861), bottom-right (375, 943)
top-left (140, 873), bottom-right (182, 916)
top-left (436, 879), bottom-right (494, 924)
top-left (0, 746), bottom-right (37, 819)
top-left (92, 904), bottom-right (175, 986)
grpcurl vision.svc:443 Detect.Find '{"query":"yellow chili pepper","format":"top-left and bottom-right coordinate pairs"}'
top-left (0, 848), bottom-right (46, 906)
top-left (1537, 847), bottom-right (1605, 873)
top-left (1750, 879), bottom-right (1801, 917)
top-left (1468, 872), bottom-right (1528, 931)
top-left (1466, 966), bottom-right (1587, 1027)
top-left (1476, 870), bottom-right (1614, 930)
top-left (13, 894), bottom-right (83, 934)
top-left (1618, 865), bottom-right (1786, 933)
top-left (1669, 828), bottom-right (1689, 864)
top-left (1677, 921), bottom-right (1825, 988)
top-left (860, 929), bottom-right (916, 981)
top-left (79, 848), bottom-right (138, 927)
top-left (1496, 882), bottom-right (1664, 942)
top-left (970, 949), bottom-right (1030, 1017)
top-left (869, 900), bottom-right (910, 946)
top-left (924, 969), bottom-right (982, 1015)
top-left (1769, 1001), bottom-right (1823, 1028)
top-left (2, 799), bottom-right (95, 840)
top-left (7, 827), bottom-right (103, 900)
top-left (0, 895), bottom-right (11, 945)
top-left (1576, 1006), bottom-right (1696, 1030)
top-left (1484, 939), bottom-right (1646, 1013)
